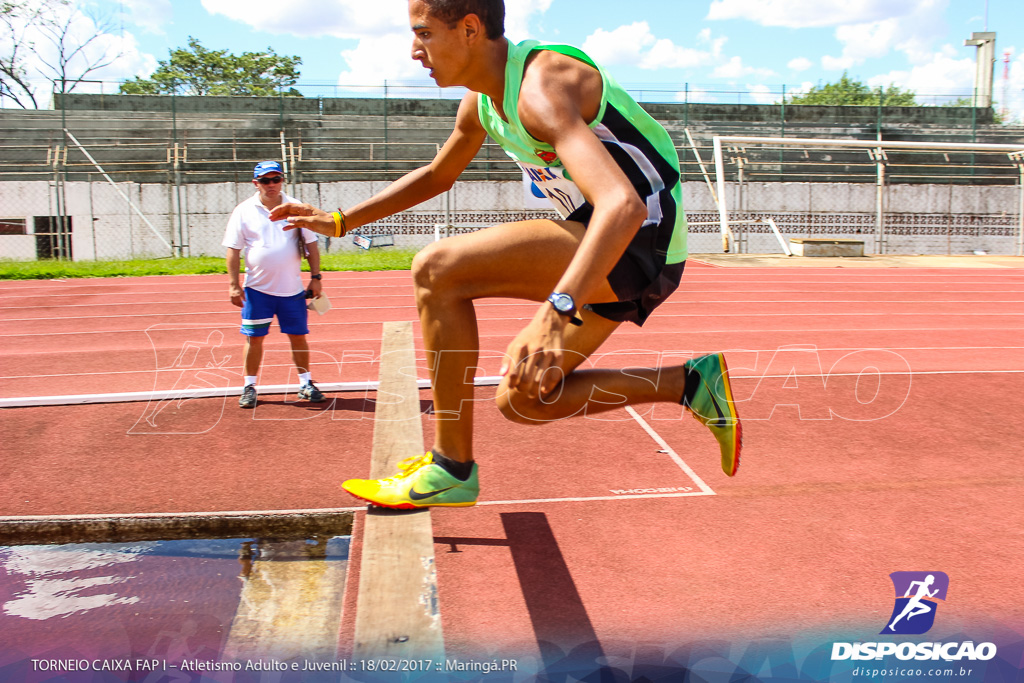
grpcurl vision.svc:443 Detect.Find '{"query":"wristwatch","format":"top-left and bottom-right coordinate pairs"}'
top-left (309, 274), bottom-right (322, 280)
top-left (547, 292), bottom-right (583, 326)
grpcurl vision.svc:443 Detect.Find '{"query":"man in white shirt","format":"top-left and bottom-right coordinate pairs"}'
top-left (223, 160), bottom-right (326, 408)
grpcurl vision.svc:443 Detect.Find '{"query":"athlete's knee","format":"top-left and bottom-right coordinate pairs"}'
top-left (495, 383), bottom-right (556, 425)
top-left (412, 241), bottom-right (456, 299)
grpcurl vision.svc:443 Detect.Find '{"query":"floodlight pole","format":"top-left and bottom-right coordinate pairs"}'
top-left (964, 32), bottom-right (997, 109)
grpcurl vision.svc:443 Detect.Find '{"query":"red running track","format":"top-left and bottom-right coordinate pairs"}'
top-left (1, 261), bottom-right (1023, 677)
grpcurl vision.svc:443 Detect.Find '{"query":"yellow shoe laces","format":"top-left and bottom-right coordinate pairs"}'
top-left (380, 452), bottom-right (433, 483)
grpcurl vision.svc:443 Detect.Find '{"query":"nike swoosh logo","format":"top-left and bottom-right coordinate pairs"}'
top-left (409, 485), bottom-right (458, 501)
top-left (705, 381), bottom-right (726, 421)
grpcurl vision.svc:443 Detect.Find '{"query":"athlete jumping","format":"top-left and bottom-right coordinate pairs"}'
top-left (270, 0), bottom-right (742, 509)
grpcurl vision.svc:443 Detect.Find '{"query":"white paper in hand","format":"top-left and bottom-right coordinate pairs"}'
top-left (307, 292), bottom-right (332, 315)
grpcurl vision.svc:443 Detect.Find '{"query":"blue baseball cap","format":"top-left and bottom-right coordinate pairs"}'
top-left (253, 160), bottom-right (283, 178)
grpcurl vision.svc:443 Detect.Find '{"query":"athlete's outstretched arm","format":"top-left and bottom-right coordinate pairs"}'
top-left (501, 50), bottom-right (647, 398)
top-left (270, 92), bottom-right (487, 234)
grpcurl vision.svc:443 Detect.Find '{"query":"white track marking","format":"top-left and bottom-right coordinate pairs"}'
top-left (7, 325), bottom-right (1024, 339)
top-left (5, 368), bottom-right (1024, 407)
top-left (625, 406), bottom-right (715, 495)
top-left (5, 309), bottom-right (1024, 324)
top-left (3, 297), bottom-right (1022, 312)
top-left (476, 491), bottom-right (713, 506)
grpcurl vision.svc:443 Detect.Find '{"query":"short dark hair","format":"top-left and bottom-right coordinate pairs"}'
top-left (425, 0), bottom-right (504, 39)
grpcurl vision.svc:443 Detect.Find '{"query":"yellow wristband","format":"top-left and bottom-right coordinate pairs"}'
top-left (331, 211), bottom-right (343, 238)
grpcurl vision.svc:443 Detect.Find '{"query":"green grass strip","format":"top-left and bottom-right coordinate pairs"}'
top-left (0, 249), bottom-right (419, 280)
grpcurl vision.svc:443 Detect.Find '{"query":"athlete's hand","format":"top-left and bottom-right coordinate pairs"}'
top-left (269, 203), bottom-right (336, 236)
top-left (269, 202), bottom-right (316, 221)
top-left (501, 304), bottom-right (569, 400)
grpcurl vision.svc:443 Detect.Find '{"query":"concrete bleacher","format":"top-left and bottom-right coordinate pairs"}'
top-left (0, 94), bottom-right (1020, 185)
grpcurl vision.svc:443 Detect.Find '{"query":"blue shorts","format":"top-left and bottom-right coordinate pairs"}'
top-left (240, 287), bottom-right (309, 337)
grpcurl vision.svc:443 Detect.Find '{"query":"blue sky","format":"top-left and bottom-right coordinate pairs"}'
top-left (8, 0), bottom-right (1024, 120)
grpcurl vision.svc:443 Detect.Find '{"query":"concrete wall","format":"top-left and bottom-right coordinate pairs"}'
top-left (56, 94), bottom-right (990, 126)
top-left (0, 235), bottom-right (35, 259)
top-left (0, 179), bottom-right (1018, 260)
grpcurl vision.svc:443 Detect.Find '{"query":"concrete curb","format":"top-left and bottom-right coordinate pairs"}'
top-left (0, 509), bottom-right (355, 546)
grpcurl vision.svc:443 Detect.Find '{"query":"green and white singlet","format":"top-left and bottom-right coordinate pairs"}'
top-left (477, 39), bottom-right (688, 264)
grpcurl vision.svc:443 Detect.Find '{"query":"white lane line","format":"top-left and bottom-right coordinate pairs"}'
top-left (1, 273), bottom-right (1019, 294)
top-left (4, 297), bottom-right (1024, 312)
top-left (5, 345), bottom-right (1023, 382)
top-left (625, 405), bottom-right (716, 495)
top-left (5, 325), bottom-right (1024, 341)
top-left (0, 308), bottom-right (417, 322)
top-left (4, 289), bottom-right (1024, 304)
top-left (476, 491), bottom-right (713, 506)
top-left (6, 365), bottom-right (1024, 390)
top-left (3, 310), bottom-right (1024, 325)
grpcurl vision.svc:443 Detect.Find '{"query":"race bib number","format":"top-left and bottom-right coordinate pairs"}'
top-left (520, 163), bottom-right (586, 218)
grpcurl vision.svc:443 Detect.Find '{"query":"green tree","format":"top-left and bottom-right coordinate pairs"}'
top-left (787, 72), bottom-right (916, 106)
top-left (942, 96), bottom-right (1005, 123)
top-left (119, 37), bottom-right (302, 97)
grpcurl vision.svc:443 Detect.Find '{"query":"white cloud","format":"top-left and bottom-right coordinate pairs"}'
top-left (641, 39), bottom-right (710, 70)
top-left (581, 22), bottom-right (656, 67)
top-left (582, 22), bottom-right (720, 71)
top-left (202, 0), bottom-right (552, 87)
top-left (201, 0), bottom-right (406, 39)
top-left (119, 0), bottom-right (172, 35)
top-left (821, 54), bottom-right (855, 70)
top-left (504, 0), bottom-right (554, 42)
top-left (819, 0), bottom-right (948, 72)
top-left (833, 18), bottom-right (900, 62)
top-left (788, 57), bottom-right (813, 71)
top-left (790, 81), bottom-right (816, 97)
top-left (706, 0), bottom-right (928, 29)
top-left (1003, 51), bottom-right (1024, 123)
top-left (201, 0), bottom-right (551, 43)
top-left (866, 45), bottom-right (974, 99)
top-left (674, 86), bottom-right (715, 103)
top-left (747, 84), bottom-right (777, 104)
top-left (336, 32), bottom-right (431, 88)
top-left (711, 56), bottom-right (775, 80)
top-left (696, 27), bottom-right (728, 58)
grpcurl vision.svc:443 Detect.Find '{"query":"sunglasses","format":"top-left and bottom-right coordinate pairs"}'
top-left (257, 176), bottom-right (284, 184)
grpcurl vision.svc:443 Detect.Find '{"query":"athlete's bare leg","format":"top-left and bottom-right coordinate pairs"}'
top-left (413, 219), bottom-right (686, 463)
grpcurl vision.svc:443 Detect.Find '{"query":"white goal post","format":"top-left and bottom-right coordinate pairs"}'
top-left (711, 135), bottom-right (1024, 256)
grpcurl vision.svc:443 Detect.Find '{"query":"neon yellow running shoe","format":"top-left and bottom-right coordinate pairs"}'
top-left (341, 452), bottom-right (479, 509)
top-left (683, 352), bottom-right (742, 476)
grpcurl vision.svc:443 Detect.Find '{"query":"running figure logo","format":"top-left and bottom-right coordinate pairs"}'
top-left (881, 571), bottom-right (949, 635)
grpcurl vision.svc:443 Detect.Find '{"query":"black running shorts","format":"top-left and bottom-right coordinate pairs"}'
top-left (566, 203), bottom-right (685, 327)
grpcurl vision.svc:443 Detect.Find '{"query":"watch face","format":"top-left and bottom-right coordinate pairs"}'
top-left (550, 293), bottom-right (574, 313)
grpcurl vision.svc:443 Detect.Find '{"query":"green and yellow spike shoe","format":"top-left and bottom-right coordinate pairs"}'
top-left (682, 352), bottom-right (742, 476)
top-left (342, 452), bottom-right (479, 509)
